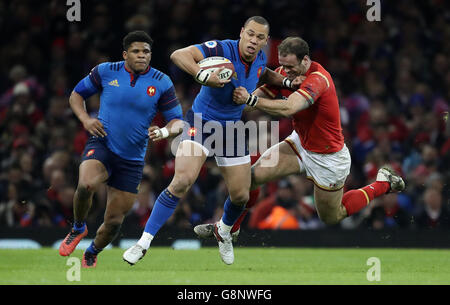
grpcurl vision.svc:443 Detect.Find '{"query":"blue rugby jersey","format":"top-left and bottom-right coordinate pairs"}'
top-left (73, 61), bottom-right (183, 161)
top-left (193, 39), bottom-right (267, 123)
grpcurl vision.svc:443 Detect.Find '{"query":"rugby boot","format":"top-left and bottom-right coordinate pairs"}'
top-left (82, 251), bottom-right (97, 268)
top-left (194, 223), bottom-right (240, 242)
top-left (123, 244), bottom-right (147, 265)
top-left (377, 166), bottom-right (405, 193)
top-left (59, 226), bottom-right (88, 256)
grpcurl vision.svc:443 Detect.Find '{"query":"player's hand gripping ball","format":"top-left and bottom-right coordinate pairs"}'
top-left (198, 56), bottom-right (235, 81)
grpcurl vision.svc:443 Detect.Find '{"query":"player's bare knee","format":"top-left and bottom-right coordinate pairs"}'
top-left (76, 184), bottom-right (94, 201)
top-left (169, 177), bottom-right (193, 197)
top-left (169, 181), bottom-right (191, 196)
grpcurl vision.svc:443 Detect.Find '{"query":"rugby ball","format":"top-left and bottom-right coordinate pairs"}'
top-left (198, 56), bottom-right (235, 81)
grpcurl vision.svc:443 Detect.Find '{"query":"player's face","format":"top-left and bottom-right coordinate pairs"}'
top-left (239, 21), bottom-right (269, 61)
top-left (279, 53), bottom-right (309, 79)
top-left (123, 42), bottom-right (152, 73)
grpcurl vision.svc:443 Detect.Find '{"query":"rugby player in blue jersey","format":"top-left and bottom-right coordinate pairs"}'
top-left (123, 17), bottom-right (297, 265)
top-left (58, 31), bottom-right (184, 268)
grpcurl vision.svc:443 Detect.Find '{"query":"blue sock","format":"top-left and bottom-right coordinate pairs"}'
top-left (221, 197), bottom-right (245, 226)
top-left (144, 189), bottom-right (180, 236)
top-left (73, 221), bottom-right (86, 233)
top-left (86, 241), bottom-right (102, 255)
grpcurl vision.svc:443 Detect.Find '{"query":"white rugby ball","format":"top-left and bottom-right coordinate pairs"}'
top-left (198, 56), bottom-right (235, 81)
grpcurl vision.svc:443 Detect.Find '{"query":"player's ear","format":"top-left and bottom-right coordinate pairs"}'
top-left (123, 50), bottom-right (127, 60)
top-left (240, 27), bottom-right (244, 38)
top-left (302, 55), bottom-right (309, 64)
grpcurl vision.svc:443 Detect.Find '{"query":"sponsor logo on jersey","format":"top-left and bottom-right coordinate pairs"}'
top-left (108, 79), bottom-right (120, 87)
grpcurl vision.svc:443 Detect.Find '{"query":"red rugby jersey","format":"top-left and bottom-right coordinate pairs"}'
top-left (259, 62), bottom-right (344, 153)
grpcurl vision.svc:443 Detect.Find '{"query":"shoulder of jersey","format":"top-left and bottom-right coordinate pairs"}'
top-left (275, 66), bottom-right (285, 74)
top-left (148, 68), bottom-right (169, 82)
top-left (217, 39), bottom-right (236, 58)
top-left (104, 61), bottom-right (124, 72)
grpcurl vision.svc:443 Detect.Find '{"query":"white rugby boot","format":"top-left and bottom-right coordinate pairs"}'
top-left (212, 222), bottom-right (234, 265)
top-left (376, 166), bottom-right (405, 193)
top-left (194, 223), bottom-right (240, 242)
top-left (123, 244), bottom-right (147, 265)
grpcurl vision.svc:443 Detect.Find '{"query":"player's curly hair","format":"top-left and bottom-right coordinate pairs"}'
top-left (123, 31), bottom-right (153, 51)
top-left (278, 37), bottom-right (310, 62)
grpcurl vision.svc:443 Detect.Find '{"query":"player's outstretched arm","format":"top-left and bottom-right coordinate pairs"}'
top-left (255, 93), bottom-right (310, 117)
top-left (170, 46), bottom-right (230, 88)
top-left (260, 68), bottom-right (285, 86)
top-left (253, 87), bottom-right (272, 99)
top-left (233, 86), bottom-right (310, 117)
top-left (242, 87), bottom-right (272, 112)
top-left (69, 91), bottom-right (107, 137)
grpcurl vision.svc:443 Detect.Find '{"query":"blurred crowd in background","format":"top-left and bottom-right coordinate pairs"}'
top-left (0, 0), bottom-right (449, 232)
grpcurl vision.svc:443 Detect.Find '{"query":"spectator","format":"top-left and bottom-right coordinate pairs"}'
top-left (249, 179), bottom-right (301, 230)
top-left (362, 194), bottom-right (411, 230)
top-left (0, 183), bottom-right (35, 227)
top-left (297, 196), bottom-right (324, 230)
top-left (414, 187), bottom-right (450, 229)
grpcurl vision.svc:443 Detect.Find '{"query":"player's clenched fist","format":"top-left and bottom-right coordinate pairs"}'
top-left (232, 86), bottom-right (250, 105)
top-left (292, 75), bottom-right (306, 88)
top-left (82, 117), bottom-right (107, 138)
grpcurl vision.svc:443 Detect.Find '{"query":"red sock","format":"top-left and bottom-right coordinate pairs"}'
top-left (342, 181), bottom-right (390, 216)
top-left (231, 188), bottom-right (260, 233)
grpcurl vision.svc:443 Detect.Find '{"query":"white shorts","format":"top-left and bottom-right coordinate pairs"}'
top-left (284, 131), bottom-right (351, 191)
top-left (181, 140), bottom-right (251, 167)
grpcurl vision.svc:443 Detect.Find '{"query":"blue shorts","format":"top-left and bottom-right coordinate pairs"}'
top-left (180, 109), bottom-right (250, 167)
top-left (81, 137), bottom-right (144, 194)
top-left (181, 109), bottom-right (249, 157)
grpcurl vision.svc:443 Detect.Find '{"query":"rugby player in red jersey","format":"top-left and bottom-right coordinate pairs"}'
top-left (195, 37), bottom-right (405, 239)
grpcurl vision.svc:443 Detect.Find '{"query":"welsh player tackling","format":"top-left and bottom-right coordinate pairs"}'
top-left (194, 36), bottom-right (405, 243)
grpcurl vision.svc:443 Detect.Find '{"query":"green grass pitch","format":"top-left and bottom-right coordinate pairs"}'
top-left (1, 247), bottom-right (450, 284)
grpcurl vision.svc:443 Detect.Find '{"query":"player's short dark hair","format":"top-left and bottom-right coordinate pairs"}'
top-left (278, 37), bottom-right (310, 62)
top-left (123, 31), bottom-right (153, 51)
top-left (243, 16), bottom-right (270, 33)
